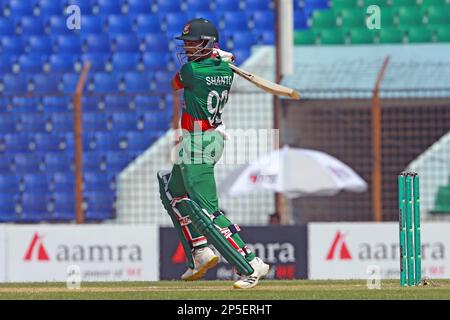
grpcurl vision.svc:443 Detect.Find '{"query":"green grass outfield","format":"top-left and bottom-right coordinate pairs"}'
top-left (0, 280), bottom-right (449, 300)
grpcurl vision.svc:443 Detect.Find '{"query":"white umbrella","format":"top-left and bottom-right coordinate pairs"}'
top-left (218, 145), bottom-right (368, 199)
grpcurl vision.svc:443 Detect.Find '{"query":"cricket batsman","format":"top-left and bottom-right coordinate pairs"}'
top-left (157, 18), bottom-right (269, 289)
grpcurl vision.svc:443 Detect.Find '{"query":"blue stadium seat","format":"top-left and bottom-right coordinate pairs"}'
top-left (61, 73), bottom-right (79, 94)
top-left (49, 112), bottom-right (74, 132)
top-left (91, 72), bottom-right (119, 93)
top-left (14, 153), bottom-right (43, 173)
top-left (0, 194), bottom-right (16, 222)
top-left (0, 18), bottom-right (14, 35)
top-left (215, 0), bottom-right (241, 11)
top-left (233, 48), bottom-right (251, 64)
top-left (51, 192), bottom-right (75, 220)
top-left (47, 54), bottom-right (77, 73)
top-left (111, 52), bottom-right (140, 72)
top-left (0, 174), bottom-right (19, 193)
top-left (245, 0), bottom-right (273, 11)
top-left (183, 0), bottom-right (212, 12)
top-left (294, 9), bottom-right (309, 30)
top-left (10, 97), bottom-right (41, 110)
top-left (5, 0), bottom-right (34, 17)
top-left (105, 151), bottom-right (133, 171)
top-left (34, 133), bottom-right (66, 152)
top-left (230, 31), bottom-right (257, 50)
top-left (142, 111), bottom-right (170, 131)
top-left (125, 131), bottom-right (153, 151)
top-left (21, 173), bottom-right (50, 192)
top-left (110, 112), bottom-right (139, 131)
top-left (44, 152), bottom-right (73, 173)
top-left (303, 0), bottom-right (329, 10)
top-left (80, 132), bottom-right (97, 150)
top-left (19, 193), bottom-right (51, 222)
top-left (126, 0), bottom-right (152, 15)
top-left (83, 151), bottom-right (106, 171)
top-left (81, 53), bottom-right (109, 72)
top-left (112, 34), bottom-right (140, 52)
top-left (164, 12), bottom-right (189, 34)
top-left (83, 34), bottom-right (111, 53)
top-left (259, 30), bottom-right (275, 45)
top-left (134, 14), bottom-right (162, 35)
top-left (103, 95), bottom-right (133, 111)
top-left (252, 10), bottom-right (275, 31)
top-left (123, 72), bottom-right (151, 93)
top-left (26, 35), bottom-right (53, 54)
top-left (55, 35), bottom-right (82, 53)
top-left (1, 36), bottom-right (24, 54)
top-left (94, 131), bottom-right (123, 151)
top-left (221, 12), bottom-right (249, 31)
top-left (67, 0), bottom-right (93, 15)
top-left (81, 96), bottom-right (103, 112)
top-left (0, 54), bottom-right (14, 73)
top-left (142, 52), bottom-right (169, 71)
top-left (32, 73), bottom-right (60, 94)
top-left (133, 95), bottom-right (161, 113)
top-left (37, 0), bottom-right (64, 17)
top-left (18, 17), bottom-right (45, 35)
top-left (16, 54), bottom-right (46, 73)
top-left (107, 15), bottom-right (132, 34)
top-left (19, 113), bottom-right (48, 133)
top-left (151, 71), bottom-right (172, 93)
top-left (155, 0), bottom-right (182, 13)
top-left (2, 74), bottom-right (28, 95)
top-left (51, 173), bottom-right (74, 193)
top-left (0, 114), bottom-right (16, 134)
top-left (141, 34), bottom-right (169, 52)
top-left (84, 172), bottom-right (112, 192)
top-left (42, 96), bottom-right (73, 112)
top-left (80, 15), bottom-right (104, 34)
top-left (82, 112), bottom-right (110, 131)
top-left (93, 0), bottom-right (123, 15)
top-left (46, 16), bottom-right (72, 35)
top-left (84, 191), bottom-right (114, 220)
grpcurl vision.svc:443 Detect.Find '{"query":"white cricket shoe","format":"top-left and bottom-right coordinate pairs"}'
top-left (233, 257), bottom-right (270, 289)
top-left (181, 247), bottom-right (219, 281)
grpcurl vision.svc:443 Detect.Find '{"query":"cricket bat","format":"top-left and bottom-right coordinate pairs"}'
top-left (229, 64), bottom-right (300, 100)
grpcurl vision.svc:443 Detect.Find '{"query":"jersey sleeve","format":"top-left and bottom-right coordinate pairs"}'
top-left (179, 63), bottom-right (195, 89)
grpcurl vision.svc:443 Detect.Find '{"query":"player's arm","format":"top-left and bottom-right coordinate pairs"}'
top-left (171, 72), bottom-right (185, 91)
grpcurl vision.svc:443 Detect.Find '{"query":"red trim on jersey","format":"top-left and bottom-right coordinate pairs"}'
top-left (181, 112), bottom-right (214, 132)
top-left (172, 72), bottom-right (185, 91)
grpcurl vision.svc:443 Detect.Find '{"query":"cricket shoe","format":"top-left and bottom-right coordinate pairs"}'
top-left (233, 257), bottom-right (270, 289)
top-left (181, 247), bottom-right (219, 281)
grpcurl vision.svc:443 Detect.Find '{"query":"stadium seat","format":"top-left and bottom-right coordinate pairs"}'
top-left (154, 0), bottom-right (183, 13)
top-left (163, 12), bottom-right (189, 34)
top-left (46, 16), bottom-right (72, 35)
top-left (49, 112), bottom-right (74, 132)
top-left (379, 27), bottom-right (405, 43)
top-left (221, 12), bottom-right (249, 31)
top-left (34, 133), bottom-right (67, 152)
top-left (2, 74), bottom-right (29, 95)
top-left (14, 153), bottom-right (43, 173)
top-left (150, 71), bottom-right (172, 93)
top-left (67, 0), bottom-right (93, 15)
top-left (422, 0), bottom-right (447, 5)
top-left (215, 0), bottom-right (241, 11)
top-left (94, 132), bottom-right (123, 151)
top-left (0, 194), bottom-right (16, 222)
top-left (0, 114), bottom-right (17, 134)
top-left (42, 96), bottom-right (73, 112)
top-left (91, 72), bottom-right (119, 93)
top-left (83, 34), bottom-right (111, 53)
top-left (21, 173), bottom-right (50, 192)
top-left (105, 151), bottom-right (133, 171)
top-left (0, 54), bottom-right (15, 73)
top-left (44, 152), bottom-right (73, 173)
top-left (0, 18), bottom-right (14, 35)
top-left (142, 52), bottom-right (170, 71)
top-left (26, 36), bottom-right (53, 54)
top-left (80, 15), bottom-right (104, 34)
top-left (303, 0), bottom-right (329, 11)
top-left (0, 174), bottom-right (19, 193)
top-left (125, 0), bottom-right (152, 15)
top-left (311, 10), bottom-right (338, 28)
top-left (60, 73), bottom-right (79, 94)
top-left (258, 30), bottom-right (275, 45)
top-left (55, 35), bottom-right (82, 53)
top-left (1, 36), bottom-right (24, 55)
top-left (141, 34), bottom-right (169, 52)
top-left (123, 72), bottom-right (151, 93)
top-left (106, 15), bottom-right (132, 34)
top-left (51, 192), bottom-right (75, 220)
top-left (378, 7), bottom-right (395, 27)
top-left (398, 7), bottom-right (425, 27)
top-left (19, 113), bottom-right (48, 133)
top-left (4, 0), bottom-right (33, 17)
top-left (349, 28), bottom-right (377, 44)
top-left (16, 54), bottom-right (46, 73)
top-left (435, 25), bottom-right (450, 42)
top-left (110, 52), bottom-right (140, 72)
top-left (32, 74), bottom-right (60, 94)
top-left (19, 193), bottom-right (51, 222)
top-left (134, 14), bottom-right (162, 35)
top-left (407, 26), bottom-right (432, 43)
top-left (84, 172), bottom-right (112, 192)
top-left (83, 151), bottom-right (106, 172)
top-left (82, 112), bottom-right (110, 132)
top-left (319, 28), bottom-right (346, 44)
top-left (102, 95), bottom-right (133, 112)
top-left (251, 10), bottom-right (275, 31)
top-left (37, 0), bottom-right (64, 17)
top-left (110, 112), bottom-right (139, 131)
top-left (244, 0), bottom-right (272, 11)
top-left (183, 0), bottom-right (211, 12)
top-left (93, 0), bottom-right (122, 15)
top-left (125, 131), bottom-right (153, 151)
top-left (112, 34), bottom-right (140, 52)
top-left (231, 32), bottom-right (257, 51)
top-left (18, 17), bottom-right (45, 36)
top-left (391, 0), bottom-right (418, 6)
top-left (80, 53), bottom-right (109, 72)
top-left (80, 132), bottom-right (97, 151)
top-left (47, 54), bottom-right (77, 73)
top-left (51, 173), bottom-right (75, 193)
top-left (426, 6), bottom-right (450, 26)
top-left (331, 0), bottom-right (359, 9)
top-left (84, 191), bottom-right (115, 220)
top-left (3, 134), bottom-right (32, 153)
top-left (361, 0), bottom-right (388, 6)
top-left (339, 8), bottom-right (366, 28)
